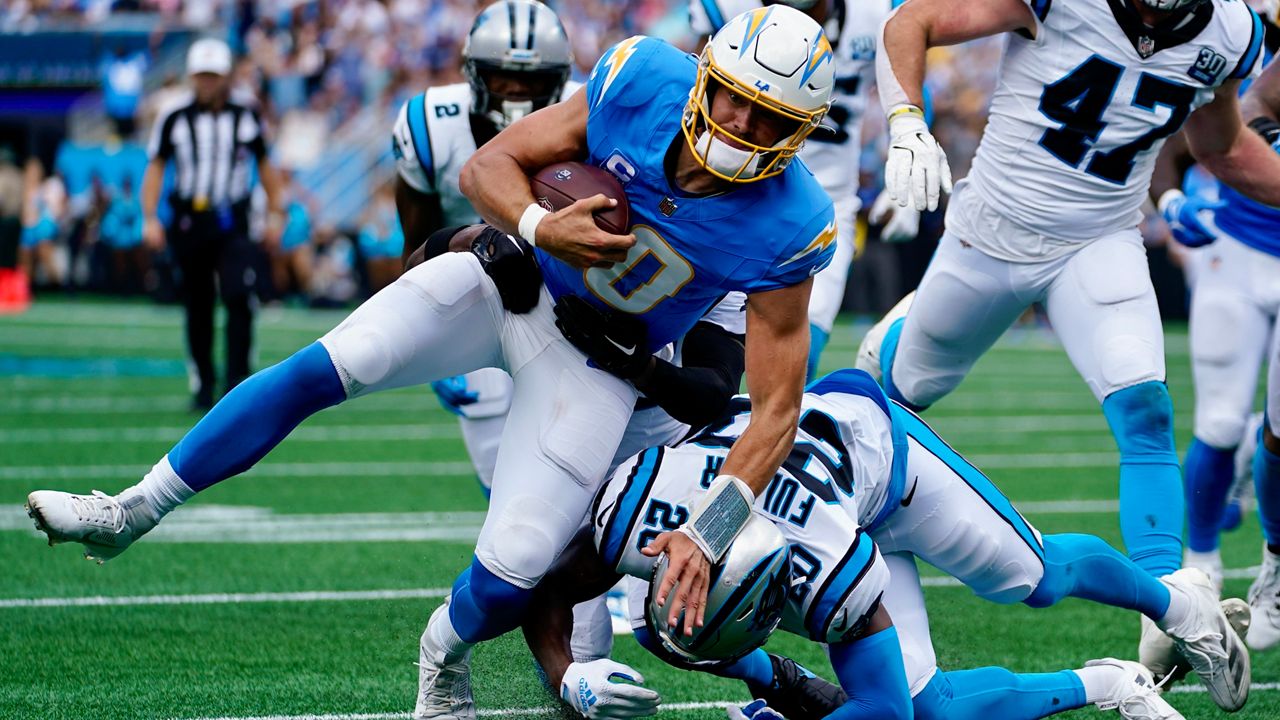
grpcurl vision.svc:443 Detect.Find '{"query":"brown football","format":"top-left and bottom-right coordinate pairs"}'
top-left (530, 161), bottom-right (631, 235)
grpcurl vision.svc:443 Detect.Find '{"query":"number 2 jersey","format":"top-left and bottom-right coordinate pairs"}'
top-left (592, 369), bottom-right (907, 642)
top-left (537, 36), bottom-right (837, 352)
top-left (964, 0), bottom-right (1265, 247)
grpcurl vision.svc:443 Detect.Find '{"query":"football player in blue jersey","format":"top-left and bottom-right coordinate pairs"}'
top-left (521, 365), bottom-right (1241, 720)
top-left (1153, 46), bottom-right (1280, 652)
top-left (26, 7), bottom-right (843, 718)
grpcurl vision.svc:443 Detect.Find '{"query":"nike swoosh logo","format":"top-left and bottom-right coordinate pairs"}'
top-left (900, 476), bottom-right (919, 507)
top-left (605, 336), bottom-right (636, 355)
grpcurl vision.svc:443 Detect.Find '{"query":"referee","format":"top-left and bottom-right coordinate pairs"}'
top-left (142, 38), bottom-right (283, 410)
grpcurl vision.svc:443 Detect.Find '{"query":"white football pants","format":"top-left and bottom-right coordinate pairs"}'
top-left (1185, 232), bottom-right (1280, 448)
top-left (320, 252), bottom-right (639, 588)
top-left (893, 221), bottom-right (1165, 407)
top-left (809, 194), bottom-right (859, 334)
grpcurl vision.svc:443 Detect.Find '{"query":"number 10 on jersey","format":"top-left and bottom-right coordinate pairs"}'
top-left (584, 225), bottom-right (695, 313)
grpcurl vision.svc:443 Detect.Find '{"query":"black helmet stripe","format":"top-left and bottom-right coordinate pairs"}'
top-left (507, 0), bottom-right (518, 48)
top-left (527, 1), bottom-right (537, 49)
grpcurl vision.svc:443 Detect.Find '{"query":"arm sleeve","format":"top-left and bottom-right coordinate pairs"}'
top-left (632, 322), bottom-right (745, 429)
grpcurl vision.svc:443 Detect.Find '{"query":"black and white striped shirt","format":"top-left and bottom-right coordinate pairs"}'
top-left (148, 97), bottom-right (267, 210)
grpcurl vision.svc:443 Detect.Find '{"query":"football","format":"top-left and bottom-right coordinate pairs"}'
top-left (530, 161), bottom-right (631, 235)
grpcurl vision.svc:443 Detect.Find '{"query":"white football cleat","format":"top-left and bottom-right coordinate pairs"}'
top-left (1139, 614), bottom-right (1185, 686)
top-left (1086, 658), bottom-right (1183, 720)
top-left (25, 489), bottom-right (157, 563)
top-left (415, 603), bottom-right (476, 720)
top-left (1157, 568), bottom-right (1250, 712)
top-left (854, 291), bottom-right (915, 384)
top-left (1182, 548), bottom-right (1223, 594)
top-left (1246, 547), bottom-right (1280, 651)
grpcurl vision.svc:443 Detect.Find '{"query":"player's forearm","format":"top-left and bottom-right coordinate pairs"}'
top-left (459, 151), bottom-right (538, 237)
top-left (521, 591), bottom-right (578, 689)
top-left (140, 159), bottom-right (165, 220)
top-left (257, 159), bottom-right (284, 216)
top-left (721, 411), bottom-right (800, 495)
top-left (1149, 131), bottom-right (1193, 202)
top-left (1193, 130), bottom-right (1280, 207)
top-left (876, 10), bottom-right (929, 110)
top-left (1241, 60), bottom-right (1280, 123)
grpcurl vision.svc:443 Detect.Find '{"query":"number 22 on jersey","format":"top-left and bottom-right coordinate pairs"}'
top-left (584, 224), bottom-right (695, 313)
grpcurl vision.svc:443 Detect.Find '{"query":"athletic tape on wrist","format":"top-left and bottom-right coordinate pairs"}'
top-left (683, 476), bottom-right (754, 563)
top-left (518, 203), bottom-right (550, 247)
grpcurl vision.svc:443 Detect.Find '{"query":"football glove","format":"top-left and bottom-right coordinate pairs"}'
top-left (1158, 189), bottom-right (1224, 248)
top-left (554, 295), bottom-right (652, 379)
top-left (470, 226), bottom-right (541, 313)
top-left (560, 659), bottom-right (661, 719)
top-left (885, 106), bottom-right (952, 213)
top-left (745, 654), bottom-right (847, 720)
top-left (430, 375), bottom-right (479, 415)
top-left (869, 189), bottom-right (921, 243)
top-left (726, 699), bottom-right (787, 720)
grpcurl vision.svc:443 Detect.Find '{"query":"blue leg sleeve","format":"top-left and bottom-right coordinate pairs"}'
top-left (714, 649), bottom-right (776, 687)
top-left (880, 317), bottom-right (929, 412)
top-left (808, 324), bottom-right (830, 384)
top-left (1184, 437), bottom-right (1236, 552)
top-left (826, 627), bottom-right (912, 720)
top-left (447, 557), bottom-right (533, 643)
top-left (1024, 534), bottom-right (1170, 619)
top-left (168, 342), bottom-right (346, 491)
top-left (1101, 381), bottom-right (1183, 577)
top-left (913, 668), bottom-right (1085, 720)
top-left (1255, 440), bottom-right (1280, 547)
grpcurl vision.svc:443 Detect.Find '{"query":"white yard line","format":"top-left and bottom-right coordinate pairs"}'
top-left (0, 460), bottom-right (475, 481)
top-left (0, 423), bottom-right (461, 444)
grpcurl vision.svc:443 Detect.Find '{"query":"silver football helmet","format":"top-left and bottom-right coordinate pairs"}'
top-left (463, 0), bottom-right (574, 129)
top-left (645, 513), bottom-right (791, 666)
top-left (1137, 0), bottom-right (1203, 10)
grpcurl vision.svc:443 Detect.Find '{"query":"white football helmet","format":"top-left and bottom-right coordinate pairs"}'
top-left (463, 0), bottom-right (573, 129)
top-left (682, 5), bottom-right (835, 182)
top-left (645, 513), bottom-right (790, 666)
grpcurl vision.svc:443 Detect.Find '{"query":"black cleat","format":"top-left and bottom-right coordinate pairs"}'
top-left (745, 654), bottom-right (847, 720)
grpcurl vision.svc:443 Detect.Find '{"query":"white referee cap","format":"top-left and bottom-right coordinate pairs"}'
top-left (187, 38), bottom-right (232, 76)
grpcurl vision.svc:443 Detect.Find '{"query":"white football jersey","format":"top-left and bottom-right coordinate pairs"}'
top-left (689, 0), bottom-right (889, 202)
top-left (392, 81), bottom-right (583, 226)
top-left (594, 388), bottom-right (895, 642)
top-left (965, 0), bottom-right (1265, 244)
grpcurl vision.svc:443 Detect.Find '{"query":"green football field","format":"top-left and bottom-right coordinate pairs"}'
top-left (1, 298), bottom-right (1277, 719)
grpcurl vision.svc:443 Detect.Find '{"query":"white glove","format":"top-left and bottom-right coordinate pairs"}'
top-left (561, 659), bottom-right (661, 719)
top-left (884, 106), bottom-right (952, 213)
top-left (869, 189), bottom-right (921, 243)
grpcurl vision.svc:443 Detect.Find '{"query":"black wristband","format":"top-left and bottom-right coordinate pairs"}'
top-left (423, 225), bottom-right (470, 261)
top-left (1247, 116), bottom-right (1280, 145)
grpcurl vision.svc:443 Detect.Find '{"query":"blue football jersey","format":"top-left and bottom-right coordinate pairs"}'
top-left (535, 36), bottom-right (837, 351)
top-left (1215, 52), bottom-right (1280, 258)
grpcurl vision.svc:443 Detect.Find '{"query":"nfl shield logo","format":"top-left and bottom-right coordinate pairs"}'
top-left (659, 196), bottom-right (678, 217)
top-left (1138, 36), bottom-right (1155, 59)
top-left (555, 168), bottom-right (573, 181)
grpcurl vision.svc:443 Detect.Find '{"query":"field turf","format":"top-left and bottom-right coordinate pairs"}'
top-left (1, 298), bottom-right (1277, 719)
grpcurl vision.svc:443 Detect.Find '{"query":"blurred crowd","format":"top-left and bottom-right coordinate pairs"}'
top-left (4, 0), bottom-right (1177, 316)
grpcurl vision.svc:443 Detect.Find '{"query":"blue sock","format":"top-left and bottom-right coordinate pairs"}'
top-left (828, 627), bottom-right (912, 720)
top-left (807, 324), bottom-right (830, 383)
top-left (1256, 440), bottom-right (1280, 547)
top-left (1102, 382), bottom-right (1183, 577)
top-left (913, 668), bottom-right (1085, 720)
top-left (447, 557), bottom-right (532, 643)
top-left (1184, 438), bottom-right (1236, 552)
top-left (168, 342), bottom-right (345, 490)
top-left (1024, 534), bottom-right (1171, 619)
top-left (713, 648), bottom-right (775, 687)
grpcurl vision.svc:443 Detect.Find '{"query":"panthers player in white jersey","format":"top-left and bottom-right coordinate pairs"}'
top-left (690, 0), bottom-right (895, 380)
top-left (391, 0), bottom-right (579, 491)
top-left (522, 370), bottom-right (1245, 719)
top-left (861, 0), bottom-right (1280, 659)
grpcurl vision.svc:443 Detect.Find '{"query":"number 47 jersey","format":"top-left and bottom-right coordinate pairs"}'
top-left (966, 0), bottom-right (1264, 241)
top-left (535, 36), bottom-right (837, 353)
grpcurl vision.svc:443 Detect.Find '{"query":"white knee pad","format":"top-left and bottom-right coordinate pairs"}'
top-left (1195, 410), bottom-right (1250, 451)
top-left (476, 494), bottom-right (573, 588)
